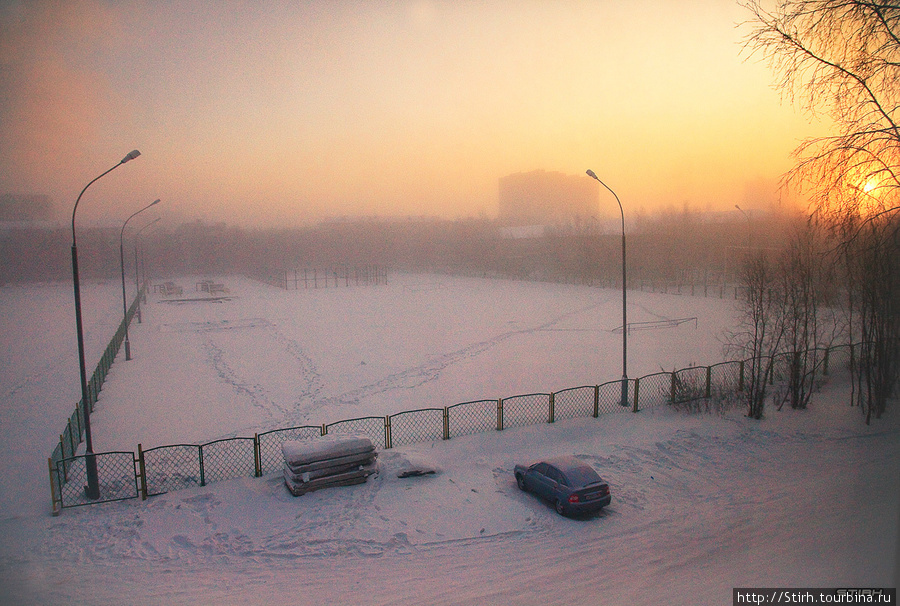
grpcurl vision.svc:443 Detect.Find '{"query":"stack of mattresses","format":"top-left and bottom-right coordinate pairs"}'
top-left (282, 435), bottom-right (378, 496)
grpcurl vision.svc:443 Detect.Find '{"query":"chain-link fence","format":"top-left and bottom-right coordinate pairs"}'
top-left (501, 393), bottom-right (551, 429)
top-left (202, 438), bottom-right (256, 484)
top-left (257, 425), bottom-right (323, 475)
top-left (49, 341), bottom-right (867, 513)
top-left (597, 379), bottom-right (631, 414)
top-left (636, 372), bottom-right (674, 409)
top-left (553, 386), bottom-right (597, 421)
top-left (50, 451), bottom-right (140, 510)
top-left (388, 409), bottom-right (446, 448)
top-left (447, 399), bottom-right (498, 437)
top-left (770, 351), bottom-right (793, 384)
top-left (825, 344), bottom-right (853, 375)
top-left (325, 417), bottom-right (387, 450)
top-left (672, 366), bottom-right (709, 404)
top-left (141, 444), bottom-right (202, 496)
top-left (710, 361), bottom-right (742, 398)
top-left (48, 287), bottom-right (146, 511)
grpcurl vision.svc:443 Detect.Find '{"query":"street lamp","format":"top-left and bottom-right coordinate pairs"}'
top-left (134, 217), bottom-right (161, 323)
top-left (119, 199), bottom-right (160, 360)
top-left (586, 169), bottom-right (628, 407)
top-left (734, 204), bottom-right (752, 249)
top-left (71, 149), bottom-right (141, 500)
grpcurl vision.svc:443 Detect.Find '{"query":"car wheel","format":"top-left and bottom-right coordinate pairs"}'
top-left (554, 499), bottom-right (566, 516)
top-left (516, 474), bottom-right (526, 491)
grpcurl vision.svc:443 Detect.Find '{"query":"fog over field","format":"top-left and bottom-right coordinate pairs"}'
top-left (0, 2), bottom-right (896, 601)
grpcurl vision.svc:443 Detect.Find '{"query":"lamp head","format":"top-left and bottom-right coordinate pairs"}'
top-left (121, 150), bottom-right (141, 164)
top-left (151, 198), bottom-right (161, 206)
top-left (586, 169), bottom-right (598, 180)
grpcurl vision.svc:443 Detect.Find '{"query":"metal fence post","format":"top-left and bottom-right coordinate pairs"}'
top-left (48, 458), bottom-right (60, 516)
top-left (58, 435), bottom-right (69, 481)
top-left (199, 445), bottom-right (206, 487)
top-left (75, 403), bottom-right (82, 441)
top-left (593, 386), bottom-right (599, 418)
top-left (632, 378), bottom-right (639, 413)
top-left (67, 419), bottom-right (75, 455)
top-left (384, 416), bottom-right (392, 449)
top-left (548, 392), bottom-right (555, 423)
top-left (443, 407), bottom-right (450, 440)
top-left (705, 366), bottom-right (712, 399)
top-left (137, 444), bottom-right (148, 500)
top-left (253, 434), bottom-right (261, 477)
top-left (497, 398), bottom-right (504, 431)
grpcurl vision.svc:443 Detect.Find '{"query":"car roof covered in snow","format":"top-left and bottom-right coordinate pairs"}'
top-left (544, 456), bottom-right (603, 483)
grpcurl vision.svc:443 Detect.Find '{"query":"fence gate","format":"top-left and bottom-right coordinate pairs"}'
top-left (50, 451), bottom-right (141, 514)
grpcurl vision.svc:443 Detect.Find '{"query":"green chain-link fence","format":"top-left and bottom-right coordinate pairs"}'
top-left (50, 341), bottom-right (862, 514)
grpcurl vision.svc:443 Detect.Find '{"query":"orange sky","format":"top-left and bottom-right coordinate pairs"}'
top-left (0, 0), bottom-right (831, 228)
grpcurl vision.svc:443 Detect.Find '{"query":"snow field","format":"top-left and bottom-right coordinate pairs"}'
top-left (0, 273), bottom-right (896, 605)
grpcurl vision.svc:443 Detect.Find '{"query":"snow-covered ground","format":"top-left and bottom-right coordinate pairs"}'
top-left (0, 274), bottom-right (897, 605)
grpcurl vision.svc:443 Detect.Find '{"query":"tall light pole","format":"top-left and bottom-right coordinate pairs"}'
top-left (119, 199), bottom-right (160, 359)
top-left (734, 204), bottom-right (752, 250)
top-left (134, 217), bottom-right (161, 323)
top-left (71, 150), bottom-right (141, 500)
top-left (586, 169), bottom-right (628, 407)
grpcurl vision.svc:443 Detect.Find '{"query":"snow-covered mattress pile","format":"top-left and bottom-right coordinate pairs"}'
top-left (282, 435), bottom-right (378, 496)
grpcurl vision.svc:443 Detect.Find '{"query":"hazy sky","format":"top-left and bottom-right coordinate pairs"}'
top-left (0, 0), bottom-right (831, 228)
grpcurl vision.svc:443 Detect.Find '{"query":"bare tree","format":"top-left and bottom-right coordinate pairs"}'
top-left (728, 215), bottom-right (844, 418)
top-left (743, 0), bottom-right (900, 421)
top-left (773, 218), bottom-right (841, 410)
top-left (728, 251), bottom-right (789, 419)
top-left (744, 0), bottom-right (899, 208)
top-left (843, 212), bottom-right (900, 421)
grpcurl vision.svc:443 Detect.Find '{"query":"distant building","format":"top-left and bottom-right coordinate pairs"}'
top-left (498, 170), bottom-right (599, 227)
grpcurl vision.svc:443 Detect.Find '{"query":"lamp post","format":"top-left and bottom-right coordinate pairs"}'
top-left (134, 217), bottom-right (161, 323)
top-left (734, 204), bottom-right (752, 250)
top-left (586, 169), bottom-right (628, 407)
top-left (71, 150), bottom-right (141, 500)
top-left (119, 200), bottom-right (160, 359)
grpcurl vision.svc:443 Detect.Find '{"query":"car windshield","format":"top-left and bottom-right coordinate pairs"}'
top-left (562, 466), bottom-right (601, 488)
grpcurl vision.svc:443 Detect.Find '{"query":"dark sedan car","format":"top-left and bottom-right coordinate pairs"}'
top-left (514, 456), bottom-right (611, 516)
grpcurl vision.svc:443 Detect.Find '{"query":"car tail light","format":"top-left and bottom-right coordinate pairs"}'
top-left (600, 485), bottom-right (609, 496)
top-left (568, 494), bottom-right (579, 504)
